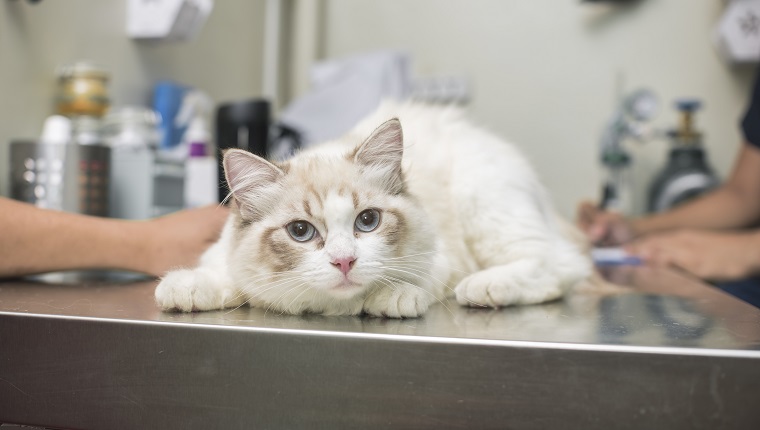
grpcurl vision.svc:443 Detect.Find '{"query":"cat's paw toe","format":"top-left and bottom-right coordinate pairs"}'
top-left (155, 270), bottom-right (196, 312)
top-left (363, 286), bottom-right (429, 318)
top-left (155, 269), bottom-right (228, 312)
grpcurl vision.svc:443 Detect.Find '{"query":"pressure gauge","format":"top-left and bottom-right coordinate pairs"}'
top-left (624, 89), bottom-right (658, 122)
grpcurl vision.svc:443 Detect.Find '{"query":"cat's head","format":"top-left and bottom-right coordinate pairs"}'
top-left (223, 118), bottom-right (435, 313)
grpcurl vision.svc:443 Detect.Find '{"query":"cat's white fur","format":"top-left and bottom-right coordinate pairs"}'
top-left (155, 102), bottom-right (592, 318)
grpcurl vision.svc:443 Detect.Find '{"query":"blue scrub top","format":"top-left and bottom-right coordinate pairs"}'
top-left (741, 69), bottom-right (760, 148)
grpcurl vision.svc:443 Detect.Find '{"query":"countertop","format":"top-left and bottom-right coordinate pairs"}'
top-left (1, 266), bottom-right (759, 429)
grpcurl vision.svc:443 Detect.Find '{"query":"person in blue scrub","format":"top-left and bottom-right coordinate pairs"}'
top-left (578, 70), bottom-right (760, 308)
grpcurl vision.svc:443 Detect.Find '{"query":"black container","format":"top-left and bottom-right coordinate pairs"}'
top-left (215, 99), bottom-right (271, 202)
top-left (647, 146), bottom-right (718, 213)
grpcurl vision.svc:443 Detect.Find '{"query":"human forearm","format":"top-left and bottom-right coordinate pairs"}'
top-left (632, 143), bottom-right (760, 237)
top-left (631, 184), bottom-right (760, 236)
top-left (0, 198), bottom-right (228, 278)
top-left (0, 198), bottom-right (155, 277)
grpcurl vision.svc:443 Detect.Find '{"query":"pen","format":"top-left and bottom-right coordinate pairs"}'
top-left (599, 183), bottom-right (615, 210)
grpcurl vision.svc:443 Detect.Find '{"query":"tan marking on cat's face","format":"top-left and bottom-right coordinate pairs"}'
top-left (352, 191), bottom-right (359, 209)
top-left (307, 184), bottom-right (323, 207)
top-left (260, 226), bottom-right (302, 273)
top-left (303, 199), bottom-right (312, 217)
top-left (379, 208), bottom-right (407, 249)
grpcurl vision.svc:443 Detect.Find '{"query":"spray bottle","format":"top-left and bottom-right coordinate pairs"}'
top-left (175, 90), bottom-right (218, 208)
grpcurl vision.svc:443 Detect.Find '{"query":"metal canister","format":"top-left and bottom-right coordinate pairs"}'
top-left (9, 141), bottom-right (111, 216)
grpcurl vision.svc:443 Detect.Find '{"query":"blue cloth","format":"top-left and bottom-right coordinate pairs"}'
top-left (153, 80), bottom-right (189, 150)
top-left (729, 70), bottom-right (760, 307)
top-left (715, 277), bottom-right (760, 308)
top-left (741, 69), bottom-right (760, 147)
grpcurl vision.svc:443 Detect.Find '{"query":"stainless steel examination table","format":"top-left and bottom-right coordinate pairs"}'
top-left (1, 266), bottom-right (759, 429)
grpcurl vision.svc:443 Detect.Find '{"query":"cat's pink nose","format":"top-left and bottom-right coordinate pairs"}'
top-left (331, 257), bottom-right (356, 275)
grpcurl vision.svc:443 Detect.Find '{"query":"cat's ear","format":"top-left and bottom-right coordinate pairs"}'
top-left (353, 118), bottom-right (405, 194)
top-left (223, 149), bottom-right (285, 221)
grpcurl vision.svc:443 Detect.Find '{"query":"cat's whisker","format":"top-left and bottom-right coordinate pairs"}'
top-left (222, 293), bottom-right (253, 315)
top-left (223, 272), bottom-right (290, 294)
top-left (373, 276), bottom-right (395, 291)
top-left (221, 274), bottom-right (303, 315)
top-left (388, 259), bottom-right (474, 276)
top-left (244, 269), bottom-right (299, 281)
top-left (220, 192), bottom-right (234, 206)
top-left (262, 279), bottom-right (306, 315)
top-left (381, 265), bottom-right (452, 292)
top-left (222, 272), bottom-right (284, 315)
top-left (384, 263), bottom-right (458, 287)
top-left (223, 275), bottom-right (286, 306)
top-left (232, 276), bottom-right (307, 316)
top-left (382, 251), bottom-right (438, 261)
top-left (222, 287), bottom-right (249, 306)
top-left (250, 275), bottom-right (306, 302)
top-left (381, 265), bottom-right (482, 308)
top-left (378, 250), bottom-right (473, 274)
top-left (241, 270), bottom-right (302, 289)
top-left (380, 267), bottom-right (449, 300)
top-left (247, 275), bottom-right (300, 293)
top-left (375, 276), bottom-right (401, 296)
top-left (281, 284), bottom-right (312, 315)
top-left (378, 275), bottom-right (454, 317)
top-left (269, 282), bottom-right (308, 316)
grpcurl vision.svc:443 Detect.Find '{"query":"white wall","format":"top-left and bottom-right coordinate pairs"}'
top-left (2, 1), bottom-right (757, 218)
top-left (320, 0), bottom-right (757, 218)
top-left (0, 0), bottom-right (267, 196)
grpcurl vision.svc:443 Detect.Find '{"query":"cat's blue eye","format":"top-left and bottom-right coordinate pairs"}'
top-left (286, 220), bottom-right (316, 242)
top-left (355, 209), bottom-right (381, 232)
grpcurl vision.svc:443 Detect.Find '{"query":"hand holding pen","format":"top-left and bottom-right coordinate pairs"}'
top-left (576, 201), bottom-right (636, 246)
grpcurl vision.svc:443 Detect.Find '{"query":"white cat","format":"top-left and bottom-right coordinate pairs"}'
top-left (155, 103), bottom-right (592, 318)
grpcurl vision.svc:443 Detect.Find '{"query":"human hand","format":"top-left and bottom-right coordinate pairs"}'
top-left (576, 201), bottom-right (635, 246)
top-left (625, 229), bottom-right (760, 282)
top-left (141, 205), bottom-right (229, 277)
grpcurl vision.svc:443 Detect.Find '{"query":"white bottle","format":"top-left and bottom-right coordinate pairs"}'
top-left (183, 116), bottom-right (218, 208)
top-left (40, 115), bottom-right (72, 145)
top-left (103, 107), bottom-right (160, 219)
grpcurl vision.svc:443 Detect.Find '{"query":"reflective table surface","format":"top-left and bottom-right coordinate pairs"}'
top-left (1, 266), bottom-right (759, 429)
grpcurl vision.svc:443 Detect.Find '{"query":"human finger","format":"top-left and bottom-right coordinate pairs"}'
top-left (577, 203), bottom-right (615, 244)
top-left (625, 238), bottom-right (664, 264)
top-left (576, 201), bottom-right (600, 230)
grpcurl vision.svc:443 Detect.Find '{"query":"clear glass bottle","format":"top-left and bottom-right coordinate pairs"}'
top-left (55, 61), bottom-right (111, 118)
top-left (102, 107), bottom-right (161, 219)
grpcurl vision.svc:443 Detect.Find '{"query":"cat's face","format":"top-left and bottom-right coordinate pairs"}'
top-left (223, 119), bottom-right (435, 310)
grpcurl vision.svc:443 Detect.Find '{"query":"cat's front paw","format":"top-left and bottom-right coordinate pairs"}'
top-left (454, 260), bottom-right (563, 308)
top-left (362, 283), bottom-right (431, 318)
top-left (155, 269), bottom-right (240, 312)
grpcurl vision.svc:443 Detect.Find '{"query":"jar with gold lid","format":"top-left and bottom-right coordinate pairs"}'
top-left (55, 61), bottom-right (111, 117)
